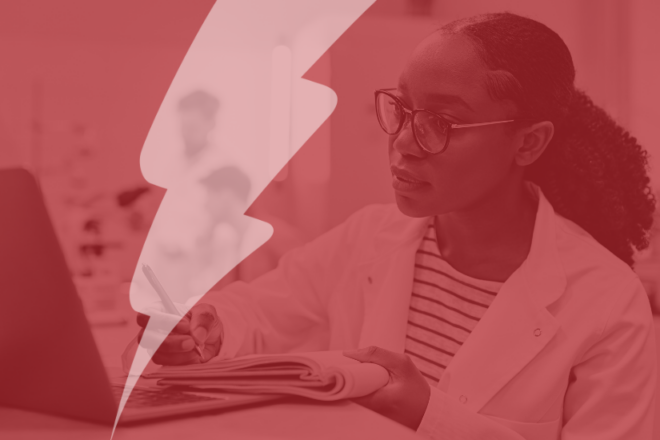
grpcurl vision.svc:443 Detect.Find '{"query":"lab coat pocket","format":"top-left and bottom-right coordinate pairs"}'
top-left (484, 414), bottom-right (561, 440)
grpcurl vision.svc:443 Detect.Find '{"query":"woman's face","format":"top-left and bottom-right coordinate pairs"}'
top-left (389, 32), bottom-right (522, 218)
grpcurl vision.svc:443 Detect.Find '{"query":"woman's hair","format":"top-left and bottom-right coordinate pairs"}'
top-left (441, 12), bottom-right (656, 267)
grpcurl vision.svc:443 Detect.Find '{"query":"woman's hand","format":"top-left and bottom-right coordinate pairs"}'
top-left (343, 346), bottom-right (431, 430)
top-left (137, 303), bottom-right (224, 365)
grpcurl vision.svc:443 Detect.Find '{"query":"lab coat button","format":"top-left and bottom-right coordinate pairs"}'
top-left (534, 328), bottom-right (542, 337)
top-left (459, 395), bottom-right (468, 404)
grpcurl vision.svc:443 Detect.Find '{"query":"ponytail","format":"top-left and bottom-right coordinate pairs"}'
top-left (443, 12), bottom-right (656, 267)
top-left (526, 89), bottom-right (655, 266)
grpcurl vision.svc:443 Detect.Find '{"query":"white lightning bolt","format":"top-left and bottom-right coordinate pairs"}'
top-left (113, 0), bottom-right (375, 434)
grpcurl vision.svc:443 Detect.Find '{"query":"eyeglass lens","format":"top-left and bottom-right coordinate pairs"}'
top-left (375, 92), bottom-right (448, 153)
top-left (413, 111), bottom-right (448, 153)
top-left (375, 93), bottom-right (403, 135)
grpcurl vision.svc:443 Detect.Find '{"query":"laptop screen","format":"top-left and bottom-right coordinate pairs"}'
top-left (0, 168), bottom-right (117, 424)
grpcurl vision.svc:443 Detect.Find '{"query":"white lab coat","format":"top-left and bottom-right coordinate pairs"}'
top-left (201, 184), bottom-right (656, 440)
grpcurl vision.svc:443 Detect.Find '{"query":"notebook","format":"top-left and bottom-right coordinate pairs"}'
top-left (146, 351), bottom-right (390, 400)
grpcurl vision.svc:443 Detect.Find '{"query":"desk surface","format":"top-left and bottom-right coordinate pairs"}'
top-left (0, 304), bottom-right (420, 440)
top-left (0, 399), bottom-right (419, 440)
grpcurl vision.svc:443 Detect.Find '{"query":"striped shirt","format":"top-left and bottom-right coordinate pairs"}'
top-left (404, 220), bottom-right (503, 385)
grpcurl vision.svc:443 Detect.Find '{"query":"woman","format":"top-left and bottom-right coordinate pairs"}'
top-left (138, 12), bottom-right (657, 440)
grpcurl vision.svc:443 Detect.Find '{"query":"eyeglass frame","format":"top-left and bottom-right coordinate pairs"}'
top-left (374, 88), bottom-right (527, 155)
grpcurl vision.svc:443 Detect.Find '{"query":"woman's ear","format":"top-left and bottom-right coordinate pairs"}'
top-left (515, 121), bottom-right (554, 166)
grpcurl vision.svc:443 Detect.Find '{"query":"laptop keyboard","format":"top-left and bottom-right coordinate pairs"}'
top-left (113, 385), bottom-right (224, 409)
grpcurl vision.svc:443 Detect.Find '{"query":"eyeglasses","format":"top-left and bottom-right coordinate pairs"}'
top-left (374, 88), bottom-right (523, 155)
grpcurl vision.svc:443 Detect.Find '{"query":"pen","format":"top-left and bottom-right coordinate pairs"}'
top-left (141, 263), bottom-right (204, 358)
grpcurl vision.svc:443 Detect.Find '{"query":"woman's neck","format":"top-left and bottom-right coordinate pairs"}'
top-left (434, 180), bottom-right (537, 282)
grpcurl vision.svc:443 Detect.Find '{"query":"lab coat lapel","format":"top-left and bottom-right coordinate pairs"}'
top-left (439, 266), bottom-right (561, 412)
top-left (358, 215), bottom-right (428, 353)
top-left (438, 185), bottom-right (567, 412)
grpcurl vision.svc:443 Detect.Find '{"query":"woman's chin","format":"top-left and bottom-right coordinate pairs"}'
top-left (394, 193), bottom-right (436, 218)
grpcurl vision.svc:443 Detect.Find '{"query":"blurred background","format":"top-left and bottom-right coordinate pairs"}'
top-left (0, 0), bottom-right (659, 344)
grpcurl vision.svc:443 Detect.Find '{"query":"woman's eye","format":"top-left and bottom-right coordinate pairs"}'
top-left (390, 102), bottom-right (402, 118)
top-left (430, 117), bottom-right (451, 134)
top-left (430, 116), bottom-right (446, 127)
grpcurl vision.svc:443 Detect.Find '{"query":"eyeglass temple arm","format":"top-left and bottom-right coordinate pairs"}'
top-left (450, 120), bottom-right (517, 129)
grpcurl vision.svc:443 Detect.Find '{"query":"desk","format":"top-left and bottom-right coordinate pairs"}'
top-left (0, 398), bottom-right (420, 440)
top-left (0, 309), bottom-right (421, 440)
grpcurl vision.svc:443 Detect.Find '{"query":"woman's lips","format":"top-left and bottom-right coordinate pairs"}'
top-left (391, 166), bottom-right (428, 191)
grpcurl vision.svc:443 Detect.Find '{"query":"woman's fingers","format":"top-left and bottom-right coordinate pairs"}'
top-left (139, 329), bottom-right (196, 353)
top-left (136, 313), bottom-right (150, 328)
top-left (137, 328), bottom-right (145, 344)
top-left (344, 346), bottom-right (409, 374)
top-left (189, 304), bottom-right (220, 345)
top-left (136, 303), bottom-right (222, 365)
top-left (136, 311), bottom-right (190, 333)
top-left (173, 317), bottom-right (191, 334)
top-left (152, 350), bottom-right (202, 366)
top-left (158, 333), bottom-right (197, 353)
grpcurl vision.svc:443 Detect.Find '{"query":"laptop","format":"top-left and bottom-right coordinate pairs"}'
top-left (0, 168), bottom-right (278, 425)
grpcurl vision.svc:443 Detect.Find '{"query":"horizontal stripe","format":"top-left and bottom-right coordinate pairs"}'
top-left (406, 335), bottom-right (455, 357)
top-left (405, 218), bottom-right (501, 387)
top-left (415, 263), bottom-right (498, 296)
top-left (405, 349), bottom-right (448, 369)
top-left (414, 278), bottom-right (490, 308)
top-left (411, 292), bottom-right (481, 321)
top-left (418, 369), bottom-right (441, 382)
top-left (417, 249), bottom-right (443, 260)
top-left (407, 320), bottom-right (463, 346)
top-left (409, 306), bottom-right (471, 333)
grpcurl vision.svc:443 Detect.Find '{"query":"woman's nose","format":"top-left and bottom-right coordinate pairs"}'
top-left (391, 116), bottom-right (426, 159)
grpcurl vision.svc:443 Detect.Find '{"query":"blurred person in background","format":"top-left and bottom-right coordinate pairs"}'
top-left (140, 90), bottom-right (231, 302)
top-left (192, 166), bottom-right (253, 292)
top-left (175, 89), bottom-right (225, 180)
top-left (194, 166), bottom-right (304, 292)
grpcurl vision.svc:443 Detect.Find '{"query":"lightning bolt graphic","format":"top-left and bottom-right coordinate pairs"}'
top-left (113, 0), bottom-right (375, 434)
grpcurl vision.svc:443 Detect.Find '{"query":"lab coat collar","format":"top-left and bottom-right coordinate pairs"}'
top-left (359, 183), bottom-right (567, 412)
top-left (516, 182), bottom-right (568, 307)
